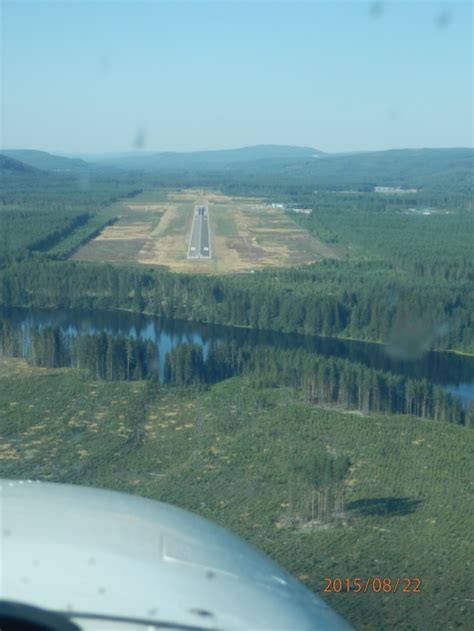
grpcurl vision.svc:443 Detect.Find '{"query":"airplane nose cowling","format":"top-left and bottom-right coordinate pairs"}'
top-left (0, 479), bottom-right (353, 630)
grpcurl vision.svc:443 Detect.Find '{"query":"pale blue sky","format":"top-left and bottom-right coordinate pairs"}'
top-left (1, 0), bottom-right (472, 153)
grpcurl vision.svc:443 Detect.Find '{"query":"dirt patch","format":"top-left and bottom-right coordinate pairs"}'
top-left (0, 357), bottom-right (71, 378)
top-left (72, 239), bottom-right (148, 261)
top-left (227, 237), bottom-right (266, 260)
top-left (126, 203), bottom-right (164, 212)
top-left (94, 223), bottom-right (152, 241)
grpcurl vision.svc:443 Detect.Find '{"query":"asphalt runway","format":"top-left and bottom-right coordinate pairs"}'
top-left (187, 205), bottom-right (211, 259)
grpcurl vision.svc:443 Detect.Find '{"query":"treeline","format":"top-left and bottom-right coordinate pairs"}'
top-left (26, 212), bottom-right (92, 254)
top-left (1, 321), bottom-right (471, 425)
top-left (1, 259), bottom-right (472, 353)
top-left (47, 215), bottom-right (118, 259)
top-left (164, 341), bottom-right (472, 426)
top-left (164, 343), bottom-right (205, 385)
top-left (287, 451), bottom-right (351, 526)
top-left (0, 322), bottom-right (157, 381)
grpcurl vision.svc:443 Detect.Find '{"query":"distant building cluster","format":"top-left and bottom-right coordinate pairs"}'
top-left (407, 207), bottom-right (434, 215)
top-left (291, 208), bottom-right (312, 215)
top-left (374, 186), bottom-right (418, 193)
top-left (270, 202), bottom-right (312, 215)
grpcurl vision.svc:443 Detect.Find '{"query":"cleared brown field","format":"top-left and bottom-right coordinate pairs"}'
top-left (72, 190), bottom-right (337, 273)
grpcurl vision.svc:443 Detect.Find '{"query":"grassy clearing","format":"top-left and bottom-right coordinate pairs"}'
top-left (157, 206), bottom-right (191, 237)
top-left (72, 191), bottom-right (166, 263)
top-left (49, 190), bottom-right (169, 260)
top-left (1, 358), bottom-right (472, 630)
top-left (211, 206), bottom-right (239, 237)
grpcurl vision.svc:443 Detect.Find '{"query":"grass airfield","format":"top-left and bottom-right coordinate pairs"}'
top-left (1, 356), bottom-right (472, 631)
top-left (72, 189), bottom-right (336, 272)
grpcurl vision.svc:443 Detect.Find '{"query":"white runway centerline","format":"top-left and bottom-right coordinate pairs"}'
top-left (187, 204), bottom-right (211, 259)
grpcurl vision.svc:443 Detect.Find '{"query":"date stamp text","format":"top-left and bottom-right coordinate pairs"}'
top-left (323, 576), bottom-right (422, 594)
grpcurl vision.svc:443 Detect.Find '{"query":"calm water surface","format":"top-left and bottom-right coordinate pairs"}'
top-left (1, 306), bottom-right (473, 403)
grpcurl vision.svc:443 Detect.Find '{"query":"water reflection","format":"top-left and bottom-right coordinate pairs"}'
top-left (1, 306), bottom-right (473, 402)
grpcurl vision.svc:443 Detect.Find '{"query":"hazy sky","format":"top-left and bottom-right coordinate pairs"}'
top-left (1, 0), bottom-right (472, 153)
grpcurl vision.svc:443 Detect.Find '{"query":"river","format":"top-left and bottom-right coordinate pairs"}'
top-left (1, 306), bottom-right (473, 403)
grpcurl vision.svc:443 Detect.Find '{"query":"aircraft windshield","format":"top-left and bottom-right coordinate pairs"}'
top-left (1, 2), bottom-right (473, 631)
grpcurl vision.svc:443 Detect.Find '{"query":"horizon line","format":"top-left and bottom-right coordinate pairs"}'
top-left (2, 144), bottom-right (473, 157)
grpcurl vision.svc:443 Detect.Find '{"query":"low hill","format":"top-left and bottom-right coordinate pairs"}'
top-left (222, 147), bottom-right (474, 193)
top-left (87, 145), bottom-right (473, 194)
top-left (1, 149), bottom-right (90, 172)
top-left (308, 147), bottom-right (474, 189)
top-left (0, 153), bottom-right (42, 174)
top-left (4, 146), bottom-right (471, 194)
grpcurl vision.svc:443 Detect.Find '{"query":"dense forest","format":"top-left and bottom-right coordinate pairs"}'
top-left (2, 257), bottom-right (472, 353)
top-left (291, 192), bottom-right (473, 281)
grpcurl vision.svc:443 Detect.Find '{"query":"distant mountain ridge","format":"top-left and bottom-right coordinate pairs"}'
top-left (89, 144), bottom-right (323, 169)
top-left (2, 145), bottom-right (472, 194)
top-left (1, 149), bottom-right (89, 171)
